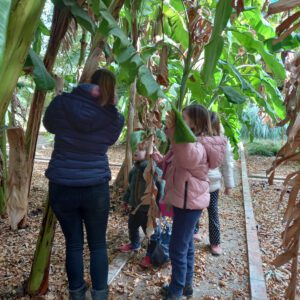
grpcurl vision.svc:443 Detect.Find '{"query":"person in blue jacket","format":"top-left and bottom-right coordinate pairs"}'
top-left (43, 69), bottom-right (124, 300)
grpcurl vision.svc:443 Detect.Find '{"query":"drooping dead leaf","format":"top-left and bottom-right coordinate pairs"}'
top-left (273, 21), bottom-right (300, 45)
top-left (157, 45), bottom-right (169, 87)
top-left (231, 0), bottom-right (245, 16)
top-left (288, 113), bottom-right (300, 144)
top-left (268, 0), bottom-right (300, 15)
top-left (266, 47), bottom-right (300, 299)
top-left (276, 12), bottom-right (300, 36)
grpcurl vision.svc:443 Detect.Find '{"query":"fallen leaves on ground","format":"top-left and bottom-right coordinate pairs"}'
top-left (249, 175), bottom-right (300, 299)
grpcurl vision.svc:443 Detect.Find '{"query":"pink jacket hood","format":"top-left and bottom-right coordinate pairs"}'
top-left (153, 129), bottom-right (227, 210)
top-left (199, 136), bottom-right (227, 169)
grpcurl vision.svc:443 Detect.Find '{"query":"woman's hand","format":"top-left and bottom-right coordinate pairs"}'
top-left (166, 111), bottom-right (176, 129)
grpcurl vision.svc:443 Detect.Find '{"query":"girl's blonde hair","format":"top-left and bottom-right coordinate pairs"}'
top-left (183, 104), bottom-right (213, 136)
top-left (91, 69), bottom-right (116, 106)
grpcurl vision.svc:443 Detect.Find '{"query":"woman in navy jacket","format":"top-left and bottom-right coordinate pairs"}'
top-left (43, 69), bottom-right (124, 300)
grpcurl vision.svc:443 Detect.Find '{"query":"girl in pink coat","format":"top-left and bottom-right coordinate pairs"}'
top-left (153, 105), bottom-right (227, 300)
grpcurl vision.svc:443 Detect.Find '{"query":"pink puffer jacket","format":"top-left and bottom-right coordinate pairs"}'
top-left (153, 128), bottom-right (227, 210)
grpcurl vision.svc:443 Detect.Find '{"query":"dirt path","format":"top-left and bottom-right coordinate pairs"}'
top-left (110, 162), bottom-right (250, 300)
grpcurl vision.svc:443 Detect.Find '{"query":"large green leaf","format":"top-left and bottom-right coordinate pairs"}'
top-left (169, 0), bottom-right (185, 12)
top-left (242, 9), bottom-right (275, 40)
top-left (172, 103), bottom-right (197, 144)
top-left (201, 0), bottom-right (232, 83)
top-left (187, 71), bottom-right (212, 105)
top-left (237, 64), bottom-right (285, 120)
top-left (89, 0), bottom-right (100, 17)
top-left (33, 21), bottom-right (51, 55)
top-left (0, 0), bottom-right (11, 65)
top-left (163, 4), bottom-right (188, 50)
top-left (260, 72), bottom-right (285, 119)
top-left (219, 61), bottom-right (249, 90)
top-left (265, 34), bottom-right (300, 52)
top-left (62, 0), bottom-right (96, 33)
top-left (201, 35), bottom-right (224, 83)
top-left (25, 49), bottom-right (55, 91)
top-left (212, 0), bottom-right (233, 39)
top-left (137, 65), bottom-right (165, 100)
top-left (220, 86), bottom-right (247, 104)
top-left (218, 101), bottom-right (241, 159)
top-left (98, 3), bottom-right (163, 101)
top-left (233, 30), bottom-right (286, 82)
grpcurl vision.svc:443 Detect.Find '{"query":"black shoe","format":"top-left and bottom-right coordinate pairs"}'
top-left (160, 284), bottom-right (183, 300)
top-left (161, 283), bottom-right (169, 297)
top-left (183, 285), bottom-right (193, 298)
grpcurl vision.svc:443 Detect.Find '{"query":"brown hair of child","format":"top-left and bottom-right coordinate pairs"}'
top-left (210, 111), bottom-right (221, 136)
top-left (183, 104), bottom-right (213, 137)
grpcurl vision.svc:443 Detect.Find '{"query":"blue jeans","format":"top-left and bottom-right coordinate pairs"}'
top-left (128, 210), bottom-right (160, 255)
top-left (49, 182), bottom-right (110, 292)
top-left (169, 207), bottom-right (202, 297)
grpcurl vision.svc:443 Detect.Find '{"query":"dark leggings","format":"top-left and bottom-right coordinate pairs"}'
top-left (194, 190), bottom-right (220, 245)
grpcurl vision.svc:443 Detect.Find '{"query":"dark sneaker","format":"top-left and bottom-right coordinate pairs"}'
top-left (183, 285), bottom-right (193, 298)
top-left (160, 284), bottom-right (182, 299)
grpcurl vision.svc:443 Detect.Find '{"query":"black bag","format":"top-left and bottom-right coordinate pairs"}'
top-left (151, 218), bottom-right (171, 267)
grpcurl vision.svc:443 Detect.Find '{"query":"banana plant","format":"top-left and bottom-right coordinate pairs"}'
top-left (97, 0), bottom-right (196, 142)
top-left (0, 0), bottom-right (47, 214)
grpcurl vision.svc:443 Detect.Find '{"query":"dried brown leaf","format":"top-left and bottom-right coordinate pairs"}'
top-left (268, 0), bottom-right (300, 15)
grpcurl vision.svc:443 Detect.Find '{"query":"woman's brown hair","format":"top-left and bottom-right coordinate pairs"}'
top-left (210, 111), bottom-right (221, 136)
top-left (183, 104), bottom-right (213, 136)
top-left (91, 69), bottom-right (116, 106)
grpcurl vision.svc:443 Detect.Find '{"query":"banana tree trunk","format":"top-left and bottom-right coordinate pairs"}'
top-left (0, 123), bottom-right (7, 216)
top-left (6, 128), bottom-right (29, 230)
top-left (79, 0), bottom-right (125, 83)
top-left (123, 2), bottom-right (140, 189)
top-left (25, 6), bottom-right (72, 198)
top-left (27, 199), bottom-right (57, 295)
top-left (26, 7), bottom-right (72, 296)
top-left (124, 80), bottom-right (136, 188)
top-left (0, 0), bottom-right (45, 215)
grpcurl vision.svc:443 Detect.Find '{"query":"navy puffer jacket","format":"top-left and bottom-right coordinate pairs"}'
top-left (43, 85), bottom-right (124, 187)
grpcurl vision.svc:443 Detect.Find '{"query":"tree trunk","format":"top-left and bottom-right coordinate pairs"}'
top-left (25, 6), bottom-right (72, 199)
top-left (27, 200), bottom-right (57, 295)
top-left (114, 161), bottom-right (125, 188)
top-left (0, 123), bottom-right (7, 216)
top-left (123, 2), bottom-right (139, 188)
top-left (77, 29), bottom-right (88, 81)
top-left (6, 128), bottom-right (29, 230)
top-left (124, 80), bottom-right (136, 188)
top-left (25, 6), bottom-right (74, 296)
top-left (79, 0), bottom-right (125, 83)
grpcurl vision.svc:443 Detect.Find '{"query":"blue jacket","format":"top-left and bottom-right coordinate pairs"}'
top-left (43, 85), bottom-right (124, 187)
